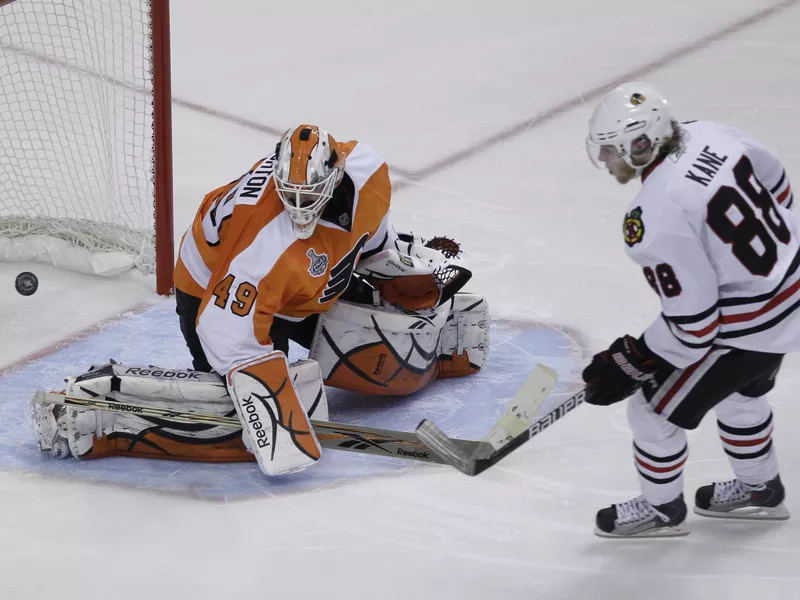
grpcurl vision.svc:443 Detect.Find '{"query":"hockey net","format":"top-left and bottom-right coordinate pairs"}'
top-left (0, 0), bottom-right (174, 294)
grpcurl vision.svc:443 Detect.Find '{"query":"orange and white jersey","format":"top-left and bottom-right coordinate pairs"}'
top-left (174, 140), bottom-right (396, 375)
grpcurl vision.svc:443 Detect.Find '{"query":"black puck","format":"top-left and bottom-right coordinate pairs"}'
top-left (15, 271), bottom-right (38, 296)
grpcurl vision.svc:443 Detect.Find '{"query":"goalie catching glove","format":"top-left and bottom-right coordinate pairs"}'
top-left (356, 233), bottom-right (472, 311)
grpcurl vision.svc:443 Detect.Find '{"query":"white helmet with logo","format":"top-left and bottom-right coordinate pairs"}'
top-left (273, 124), bottom-right (345, 239)
top-left (586, 82), bottom-right (673, 174)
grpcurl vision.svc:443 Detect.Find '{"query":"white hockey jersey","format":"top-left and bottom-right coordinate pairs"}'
top-left (625, 120), bottom-right (796, 368)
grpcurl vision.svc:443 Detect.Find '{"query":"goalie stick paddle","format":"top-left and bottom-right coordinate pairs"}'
top-left (35, 390), bottom-right (481, 466)
top-left (416, 372), bottom-right (587, 476)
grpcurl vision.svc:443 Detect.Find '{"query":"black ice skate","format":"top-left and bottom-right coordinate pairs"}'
top-left (694, 475), bottom-right (790, 521)
top-left (595, 494), bottom-right (689, 538)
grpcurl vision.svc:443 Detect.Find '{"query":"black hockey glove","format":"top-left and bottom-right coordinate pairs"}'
top-left (582, 335), bottom-right (664, 406)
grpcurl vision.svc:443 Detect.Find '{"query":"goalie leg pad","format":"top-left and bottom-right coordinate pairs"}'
top-left (32, 390), bottom-right (249, 461)
top-left (309, 300), bottom-right (447, 395)
top-left (32, 361), bottom-right (328, 463)
top-left (228, 353), bottom-right (322, 476)
top-left (437, 293), bottom-right (490, 378)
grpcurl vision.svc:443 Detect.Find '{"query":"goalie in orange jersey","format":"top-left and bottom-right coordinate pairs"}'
top-left (32, 125), bottom-right (490, 477)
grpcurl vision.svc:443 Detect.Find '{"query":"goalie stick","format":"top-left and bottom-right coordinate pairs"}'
top-left (34, 362), bottom-right (560, 471)
top-left (34, 390), bottom-right (481, 466)
top-left (416, 380), bottom-right (586, 476)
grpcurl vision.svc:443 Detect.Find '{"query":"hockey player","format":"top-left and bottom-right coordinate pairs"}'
top-left (583, 83), bottom-right (794, 537)
top-left (31, 125), bottom-right (490, 477)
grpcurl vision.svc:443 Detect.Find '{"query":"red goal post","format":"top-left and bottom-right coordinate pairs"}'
top-left (0, 0), bottom-right (174, 295)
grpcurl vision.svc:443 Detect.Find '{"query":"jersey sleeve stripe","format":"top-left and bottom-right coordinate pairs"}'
top-left (719, 247), bottom-right (800, 307)
top-left (777, 185), bottom-right (792, 205)
top-left (770, 170), bottom-right (786, 194)
top-left (718, 296), bottom-right (800, 339)
top-left (663, 316), bottom-right (717, 349)
top-left (178, 227), bottom-right (212, 289)
top-left (663, 303), bottom-right (719, 324)
top-left (720, 277), bottom-right (800, 325)
top-left (675, 318), bottom-right (719, 338)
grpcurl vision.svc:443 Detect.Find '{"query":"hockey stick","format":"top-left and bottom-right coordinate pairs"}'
top-left (416, 384), bottom-right (586, 476)
top-left (35, 390), bottom-right (480, 466)
top-left (35, 362), bottom-right (560, 470)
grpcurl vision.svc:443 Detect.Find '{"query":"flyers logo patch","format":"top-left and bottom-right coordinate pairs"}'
top-left (623, 206), bottom-right (645, 247)
top-left (319, 233), bottom-right (369, 303)
top-left (306, 248), bottom-right (329, 278)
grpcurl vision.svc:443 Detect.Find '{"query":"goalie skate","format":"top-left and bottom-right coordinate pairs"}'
top-left (32, 401), bottom-right (71, 458)
top-left (694, 475), bottom-right (790, 521)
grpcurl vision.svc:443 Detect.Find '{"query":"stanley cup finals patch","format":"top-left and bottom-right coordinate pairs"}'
top-left (306, 248), bottom-right (329, 278)
top-left (623, 207), bottom-right (645, 247)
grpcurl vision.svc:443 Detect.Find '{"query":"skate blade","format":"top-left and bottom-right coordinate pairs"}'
top-left (593, 525), bottom-right (690, 539)
top-left (693, 503), bottom-right (790, 521)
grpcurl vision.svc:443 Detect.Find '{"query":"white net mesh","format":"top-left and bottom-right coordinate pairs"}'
top-left (0, 0), bottom-right (156, 274)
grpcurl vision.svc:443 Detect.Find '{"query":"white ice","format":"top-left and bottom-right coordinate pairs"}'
top-left (2, 0), bottom-right (800, 598)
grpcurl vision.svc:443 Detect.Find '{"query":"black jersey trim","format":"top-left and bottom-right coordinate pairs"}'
top-left (718, 295), bottom-right (800, 339)
top-left (360, 231), bottom-right (389, 260)
top-left (770, 170), bottom-right (786, 194)
top-left (663, 317), bottom-right (716, 349)
top-left (719, 246), bottom-right (800, 308)
top-left (663, 303), bottom-right (719, 325)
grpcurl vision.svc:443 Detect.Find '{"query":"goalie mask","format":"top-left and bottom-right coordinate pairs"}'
top-left (274, 125), bottom-right (345, 239)
top-left (586, 82), bottom-right (673, 178)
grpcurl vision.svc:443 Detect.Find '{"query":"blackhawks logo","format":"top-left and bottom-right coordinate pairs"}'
top-left (630, 92), bottom-right (646, 105)
top-left (623, 207), bottom-right (645, 247)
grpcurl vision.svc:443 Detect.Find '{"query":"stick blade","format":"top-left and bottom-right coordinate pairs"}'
top-left (415, 419), bottom-right (476, 476)
top-left (416, 363), bottom-right (559, 476)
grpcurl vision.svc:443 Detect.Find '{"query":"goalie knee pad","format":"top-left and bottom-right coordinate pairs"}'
top-left (228, 353), bottom-right (322, 476)
top-left (32, 360), bottom-right (328, 462)
top-left (309, 300), bottom-right (447, 395)
top-left (309, 295), bottom-right (490, 394)
top-left (437, 293), bottom-right (490, 378)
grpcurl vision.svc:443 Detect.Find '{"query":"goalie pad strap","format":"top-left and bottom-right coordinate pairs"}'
top-left (437, 294), bottom-right (490, 378)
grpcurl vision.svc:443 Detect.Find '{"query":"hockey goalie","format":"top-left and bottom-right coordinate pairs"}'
top-left (31, 124), bottom-right (490, 477)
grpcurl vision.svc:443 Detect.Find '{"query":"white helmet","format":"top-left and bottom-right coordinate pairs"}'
top-left (586, 82), bottom-right (673, 174)
top-left (273, 124), bottom-right (345, 239)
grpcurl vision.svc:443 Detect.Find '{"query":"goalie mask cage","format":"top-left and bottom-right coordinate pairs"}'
top-left (0, 0), bottom-right (174, 295)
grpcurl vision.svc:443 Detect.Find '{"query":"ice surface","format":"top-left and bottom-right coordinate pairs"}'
top-left (2, 1), bottom-right (800, 599)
